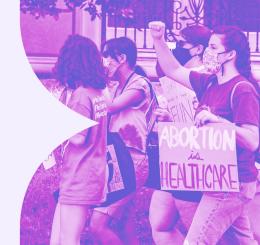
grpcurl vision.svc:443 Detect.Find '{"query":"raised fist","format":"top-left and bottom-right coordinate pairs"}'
top-left (148, 21), bottom-right (166, 40)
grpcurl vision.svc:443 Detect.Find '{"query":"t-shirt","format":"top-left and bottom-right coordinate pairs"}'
top-left (60, 86), bottom-right (108, 205)
top-left (190, 71), bottom-right (259, 182)
top-left (109, 73), bottom-right (152, 153)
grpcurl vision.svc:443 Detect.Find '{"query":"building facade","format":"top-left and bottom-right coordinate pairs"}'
top-left (21, 0), bottom-right (260, 79)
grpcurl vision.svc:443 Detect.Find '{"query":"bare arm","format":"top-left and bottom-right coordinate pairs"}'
top-left (149, 21), bottom-right (192, 89)
top-left (108, 89), bottom-right (145, 114)
top-left (216, 115), bottom-right (258, 151)
top-left (195, 110), bottom-right (259, 151)
top-left (218, 116), bottom-right (258, 151)
top-left (154, 108), bottom-right (173, 122)
top-left (235, 124), bottom-right (259, 151)
top-left (69, 133), bottom-right (87, 146)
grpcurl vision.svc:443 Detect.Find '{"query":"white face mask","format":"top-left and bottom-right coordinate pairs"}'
top-left (102, 57), bottom-right (120, 78)
top-left (203, 47), bottom-right (228, 74)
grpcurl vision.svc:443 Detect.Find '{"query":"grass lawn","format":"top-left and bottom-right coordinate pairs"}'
top-left (20, 151), bottom-right (154, 245)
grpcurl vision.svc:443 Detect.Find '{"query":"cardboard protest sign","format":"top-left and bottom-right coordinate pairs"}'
top-left (42, 152), bottom-right (57, 170)
top-left (158, 122), bottom-right (239, 192)
top-left (159, 76), bottom-right (198, 123)
top-left (107, 145), bottom-right (125, 193)
top-left (145, 90), bottom-right (158, 133)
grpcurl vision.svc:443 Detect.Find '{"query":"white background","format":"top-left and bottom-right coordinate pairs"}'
top-left (0, 2), bottom-right (95, 243)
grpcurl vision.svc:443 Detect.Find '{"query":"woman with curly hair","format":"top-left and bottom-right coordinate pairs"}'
top-left (149, 21), bottom-right (259, 245)
top-left (50, 34), bottom-right (108, 245)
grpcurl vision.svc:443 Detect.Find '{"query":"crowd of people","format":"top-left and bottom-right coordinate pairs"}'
top-left (48, 20), bottom-right (259, 245)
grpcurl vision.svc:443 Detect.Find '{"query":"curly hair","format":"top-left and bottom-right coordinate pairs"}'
top-left (54, 35), bottom-right (106, 89)
top-left (213, 25), bottom-right (259, 90)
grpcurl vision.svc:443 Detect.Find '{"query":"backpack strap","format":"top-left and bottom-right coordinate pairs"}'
top-left (142, 78), bottom-right (159, 135)
top-left (230, 81), bottom-right (257, 110)
top-left (142, 76), bottom-right (157, 103)
top-left (230, 80), bottom-right (260, 162)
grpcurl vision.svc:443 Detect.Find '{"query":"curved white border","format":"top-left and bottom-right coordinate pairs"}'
top-left (0, 2), bottom-right (96, 244)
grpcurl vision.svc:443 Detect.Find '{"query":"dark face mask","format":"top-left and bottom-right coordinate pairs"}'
top-left (172, 42), bottom-right (193, 65)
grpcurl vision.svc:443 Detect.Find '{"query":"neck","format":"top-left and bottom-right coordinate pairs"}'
top-left (216, 63), bottom-right (240, 84)
top-left (117, 67), bottom-right (134, 89)
top-left (185, 55), bottom-right (203, 69)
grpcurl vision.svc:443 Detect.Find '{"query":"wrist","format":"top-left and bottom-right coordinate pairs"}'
top-left (153, 37), bottom-right (165, 43)
top-left (216, 115), bottom-right (229, 124)
top-left (215, 115), bottom-right (221, 122)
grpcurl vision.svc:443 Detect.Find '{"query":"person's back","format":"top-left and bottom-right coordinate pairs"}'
top-left (60, 86), bottom-right (107, 205)
top-left (50, 34), bottom-right (108, 245)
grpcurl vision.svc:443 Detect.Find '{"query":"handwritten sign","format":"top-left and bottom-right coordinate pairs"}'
top-left (158, 122), bottom-right (239, 192)
top-left (107, 145), bottom-right (125, 193)
top-left (159, 76), bottom-right (198, 123)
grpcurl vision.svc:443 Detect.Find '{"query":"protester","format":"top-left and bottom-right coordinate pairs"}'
top-left (50, 34), bottom-right (108, 245)
top-left (149, 21), bottom-right (259, 245)
top-left (90, 37), bottom-right (153, 245)
top-left (149, 25), bottom-right (212, 245)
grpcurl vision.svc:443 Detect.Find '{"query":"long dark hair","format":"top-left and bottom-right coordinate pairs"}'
top-left (102, 37), bottom-right (148, 78)
top-left (54, 34), bottom-right (106, 89)
top-left (213, 25), bottom-right (259, 91)
top-left (102, 37), bottom-right (137, 69)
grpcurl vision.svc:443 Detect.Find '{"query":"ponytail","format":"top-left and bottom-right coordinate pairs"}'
top-left (134, 65), bottom-right (148, 77)
top-left (213, 25), bottom-right (259, 93)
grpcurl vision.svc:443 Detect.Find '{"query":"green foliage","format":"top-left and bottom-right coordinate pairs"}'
top-left (20, 0), bottom-right (134, 21)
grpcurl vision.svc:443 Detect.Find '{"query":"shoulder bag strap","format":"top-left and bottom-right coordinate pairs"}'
top-left (230, 81), bottom-right (257, 110)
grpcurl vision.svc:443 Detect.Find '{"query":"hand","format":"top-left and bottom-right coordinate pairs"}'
top-left (148, 21), bottom-right (165, 40)
top-left (194, 109), bottom-right (219, 127)
top-left (154, 108), bottom-right (172, 122)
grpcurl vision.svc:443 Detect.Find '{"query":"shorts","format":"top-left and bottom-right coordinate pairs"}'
top-left (94, 149), bottom-right (148, 218)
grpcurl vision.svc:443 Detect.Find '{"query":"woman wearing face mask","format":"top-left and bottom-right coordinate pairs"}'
top-left (155, 25), bottom-right (211, 121)
top-left (149, 22), bottom-right (259, 245)
top-left (89, 37), bottom-right (153, 245)
top-left (149, 25), bottom-right (212, 245)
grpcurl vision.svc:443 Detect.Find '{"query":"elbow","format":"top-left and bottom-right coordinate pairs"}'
top-left (237, 125), bottom-right (259, 152)
top-left (69, 135), bottom-right (85, 146)
top-left (162, 65), bottom-right (179, 78)
top-left (250, 132), bottom-right (259, 152)
top-left (250, 141), bottom-right (259, 152)
top-left (244, 139), bottom-right (259, 152)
